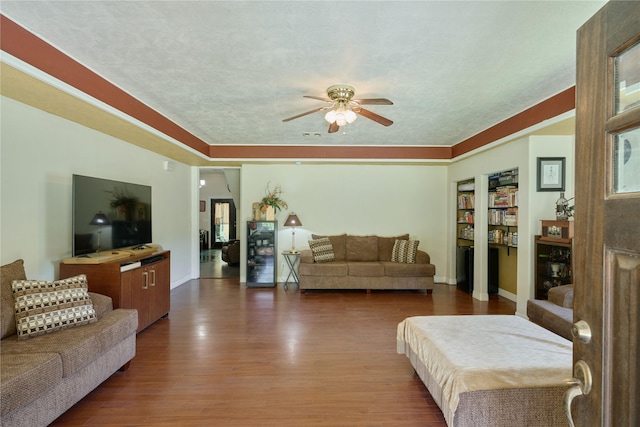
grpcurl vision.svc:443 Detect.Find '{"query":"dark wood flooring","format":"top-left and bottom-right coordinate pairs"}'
top-left (200, 249), bottom-right (240, 279)
top-left (51, 280), bottom-right (515, 426)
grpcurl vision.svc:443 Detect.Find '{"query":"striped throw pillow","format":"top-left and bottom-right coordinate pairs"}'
top-left (391, 239), bottom-right (420, 263)
top-left (308, 237), bottom-right (335, 263)
top-left (12, 275), bottom-right (97, 340)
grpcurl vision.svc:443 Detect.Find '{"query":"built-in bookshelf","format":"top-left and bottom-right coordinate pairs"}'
top-left (488, 170), bottom-right (518, 250)
top-left (486, 169), bottom-right (519, 296)
top-left (456, 179), bottom-right (475, 247)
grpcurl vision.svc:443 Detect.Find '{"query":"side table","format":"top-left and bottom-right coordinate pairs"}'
top-left (282, 251), bottom-right (300, 290)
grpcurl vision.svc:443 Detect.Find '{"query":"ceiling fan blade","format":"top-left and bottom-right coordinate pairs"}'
top-left (353, 98), bottom-right (394, 105)
top-left (356, 107), bottom-right (393, 126)
top-left (303, 95), bottom-right (332, 103)
top-left (282, 107), bottom-right (327, 122)
top-left (328, 122), bottom-right (340, 133)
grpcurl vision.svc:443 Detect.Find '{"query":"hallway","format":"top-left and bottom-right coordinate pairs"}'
top-left (199, 248), bottom-right (240, 279)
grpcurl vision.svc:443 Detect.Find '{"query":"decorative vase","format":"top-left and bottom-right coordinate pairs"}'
top-left (252, 203), bottom-right (261, 221)
top-left (265, 206), bottom-right (275, 221)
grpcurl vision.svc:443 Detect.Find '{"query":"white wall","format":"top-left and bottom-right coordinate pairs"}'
top-left (448, 135), bottom-right (574, 316)
top-left (0, 97), bottom-right (194, 288)
top-left (0, 95), bottom-right (577, 304)
top-left (240, 164), bottom-right (449, 283)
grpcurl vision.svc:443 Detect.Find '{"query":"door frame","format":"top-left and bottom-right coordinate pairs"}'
top-left (210, 198), bottom-right (237, 249)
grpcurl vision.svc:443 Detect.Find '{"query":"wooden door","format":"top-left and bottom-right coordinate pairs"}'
top-left (572, 2), bottom-right (640, 426)
top-left (149, 259), bottom-right (170, 322)
top-left (121, 268), bottom-right (149, 333)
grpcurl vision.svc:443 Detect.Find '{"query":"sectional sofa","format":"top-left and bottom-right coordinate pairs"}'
top-left (0, 259), bottom-right (138, 427)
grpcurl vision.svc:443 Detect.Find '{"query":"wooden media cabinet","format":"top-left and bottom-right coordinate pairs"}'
top-left (60, 250), bottom-right (170, 333)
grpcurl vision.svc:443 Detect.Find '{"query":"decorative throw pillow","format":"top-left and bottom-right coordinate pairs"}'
top-left (391, 239), bottom-right (420, 263)
top-left (12, 274), bottom-right (97, 340)
top-left (308, 237), bottom-right (335, 263)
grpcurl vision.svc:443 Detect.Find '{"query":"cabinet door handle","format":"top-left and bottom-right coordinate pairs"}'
top-left (150, 269), bottom-right (156, 287)
top-left (142, 272), bottom-right (149, 289)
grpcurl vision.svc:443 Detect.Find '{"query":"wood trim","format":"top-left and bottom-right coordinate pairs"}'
top-left (208, 145), bottom-right (452, 160)
top-left (0, 15), bottom-right (211, 157)
top-left (1, 14), bottom-right (575, 162)
top-left (452, 87), bottom-right (576, 158)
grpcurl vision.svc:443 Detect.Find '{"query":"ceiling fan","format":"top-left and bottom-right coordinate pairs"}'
top-left (282, 84), bottom-right (393, 133)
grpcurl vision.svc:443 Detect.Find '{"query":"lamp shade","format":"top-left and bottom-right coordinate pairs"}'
top-left (284, 213), bottom-right (302, 227)
top-left (89, 211), bottom-right (110, 226)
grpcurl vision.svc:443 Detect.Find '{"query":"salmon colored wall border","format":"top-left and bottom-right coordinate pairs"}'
top-left (1, 14), bottom-right (575, 161)
top-left (0, 15), bottom-right (210, 157)
top-left (452, 87), bottom-right (576, 158)
top-left (208, 145), bottom-right (451, 160)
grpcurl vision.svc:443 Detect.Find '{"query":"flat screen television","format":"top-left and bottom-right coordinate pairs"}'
top-left (72, 174), bottom-right (152, 256)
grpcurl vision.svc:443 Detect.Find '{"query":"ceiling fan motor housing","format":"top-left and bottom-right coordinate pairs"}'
top-left (327, 85), bottom-right (355, 101)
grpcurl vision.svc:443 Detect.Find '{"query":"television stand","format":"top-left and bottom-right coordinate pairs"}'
top-left (60, 250), bottom-right (170, 333)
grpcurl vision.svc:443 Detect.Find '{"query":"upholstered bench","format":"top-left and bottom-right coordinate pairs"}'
top-left (397, 315), bottom-right (572, 426)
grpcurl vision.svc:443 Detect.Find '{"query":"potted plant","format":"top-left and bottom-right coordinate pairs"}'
top-left (259, 184), bottom-right (287, 220)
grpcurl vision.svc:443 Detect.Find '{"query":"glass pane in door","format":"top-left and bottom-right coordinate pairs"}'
top-left (613, 127), bottom-right (640, 194)
top-left (615, 41), bottom-right (640, 114)
top-left (214, 202), bottom-right (230, 243)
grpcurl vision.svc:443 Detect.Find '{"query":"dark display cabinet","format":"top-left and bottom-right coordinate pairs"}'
top-left (534, 235), bottom-right (572, 299)
top-left (456, 246), bottom-right (499, 294)
top-left (246, 221), bottom-right (277, 287)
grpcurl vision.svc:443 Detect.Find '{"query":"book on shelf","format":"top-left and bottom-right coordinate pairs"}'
top-left (489, 186), bottom-right (518, 208)
top-left (504, 208), bottom-right (518, 226)
top-left (457, 193), bottom-right (475, 209)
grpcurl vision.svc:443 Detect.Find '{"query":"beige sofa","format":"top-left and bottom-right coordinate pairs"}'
top-left (0, 259), bottom-right (138, 427)
top-left (527, 284), bottom-right (574, 340)
top-left (298, 234), bottom-right (435, 293)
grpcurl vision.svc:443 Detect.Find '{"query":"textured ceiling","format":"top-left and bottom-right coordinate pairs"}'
top-left (1, 1), bottom-right (606, 148)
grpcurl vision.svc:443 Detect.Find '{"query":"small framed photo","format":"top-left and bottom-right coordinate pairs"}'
top-left (199, 200), bottom-right (206, 212)
top-left (537, 157), bottom-right (566, 192)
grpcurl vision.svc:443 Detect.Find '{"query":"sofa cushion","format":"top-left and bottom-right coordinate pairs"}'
top-left (391, 240), bottom-right (420, 263)
top-left (548, 284), bottom-right (574, 308)
top-left (383, 261), bottom-right (435, 277)
top-left (89, 292), bottom-right (114, 319)
top-left (345, 235), bottom-right (378, 262)
top-left (312, 234), bottom-right (346, 261)
top-left (0, 352), bottom-right (63, 418)
top-left (378, 234), bottom-right (409, 261)
top-left (526, 299), bottom-right (573, 340)
top-left (1, 259), bottom-right (27, 339)
top-left (12, 275), bottom-right (97, 340)
top-left (308, 237), bottom-right (335, 263)
top-left (348, 262), bottom-right (385, 277)
top-left (1, 308), bottom-right (138, 377)
top-left (298, 262), bottom-right (348, 277)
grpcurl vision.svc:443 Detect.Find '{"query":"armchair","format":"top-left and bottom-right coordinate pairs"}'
top-left (221, 240), bottom-right (240, 265)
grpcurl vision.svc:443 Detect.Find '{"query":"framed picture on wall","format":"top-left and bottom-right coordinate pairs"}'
top-left (537, 157), bottom-right (566, 191)
top-left (199, 200), bottom-right (206, 212)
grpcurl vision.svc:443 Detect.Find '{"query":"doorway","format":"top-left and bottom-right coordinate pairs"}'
top-left (210, 198), bottom-right (237, 248)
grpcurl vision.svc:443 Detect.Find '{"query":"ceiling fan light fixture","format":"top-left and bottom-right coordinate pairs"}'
top-left (284, 84), bottom-right (391, 132)
top-left (325, 104), bottom-right (357, 126)
top-left (324, 109), bottom-right (337, 124)
top-left (344, 109), bottom-right (357, 124)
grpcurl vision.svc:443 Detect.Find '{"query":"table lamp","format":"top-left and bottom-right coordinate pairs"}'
top-left (283, 213), bottom-right (302, 253)
top-left (90, 211), bottom-right (111, 252)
